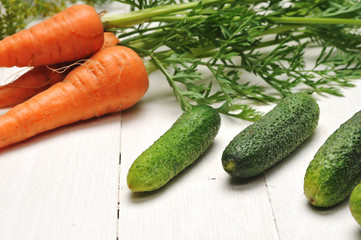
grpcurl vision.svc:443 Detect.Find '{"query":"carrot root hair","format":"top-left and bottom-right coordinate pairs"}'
top-left (0, 32), bottom-right (120, 109)
top-left (46, 60), bottom-right (87, 74)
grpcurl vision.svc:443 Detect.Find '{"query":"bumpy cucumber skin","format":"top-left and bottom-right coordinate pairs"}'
top-left (350, 182), bottom-right (361, 226)
top-left (222, 93), bottom-right (319, 178)
top-left (304, 110), bottom-right (361, 207)
top-left (127, 105), bottom-right (221, 192)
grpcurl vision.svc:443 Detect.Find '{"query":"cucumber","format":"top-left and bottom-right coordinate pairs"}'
top-left (222, 92), bottom-right (319, 178)
top-left (350, 182), bottom-right (361, 226)
top-left (304, 110), bottom-right (361, 207)
top-left (127, 105), bottom-right (221, 192)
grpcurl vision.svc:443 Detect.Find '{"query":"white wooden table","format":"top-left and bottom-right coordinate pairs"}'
top-left (0, 3), bottom-right (361, 240)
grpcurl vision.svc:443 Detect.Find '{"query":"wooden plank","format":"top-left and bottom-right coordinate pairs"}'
top-left (1, 2), bottom-right (361, 238)
top-left (118, 71), bottom-right (279, 240)
top-left (265, 83), bottom-right (361, 239)
top-left (0, 67), bottom-right (120, 240)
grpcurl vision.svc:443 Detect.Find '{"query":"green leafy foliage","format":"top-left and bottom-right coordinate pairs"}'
top-left (114, 0), bottom-right (188, 10)
top-left (0, 0), bottom-right (33, 39)
top-left (0, 0), bottom-right (108, 39)
top-left (3, 0), bottom-right (361, 120)
top-left (114, 0), bottom-right (361, 120)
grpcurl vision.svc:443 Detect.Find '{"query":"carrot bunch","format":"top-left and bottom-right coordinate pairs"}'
top-left (0, 4), bottom-right (149, 148)
top-left (0, 31), bottom-right (120, 108)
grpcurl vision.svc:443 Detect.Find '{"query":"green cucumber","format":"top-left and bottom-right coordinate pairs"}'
top-left (127, 105), bottom-right (221, 192)
top-left (350, 182), bottom-right (361, 226)
top-left (304, 110), bottom-right (361, 207)
top-left (222, 92), bottom-right (319, 178)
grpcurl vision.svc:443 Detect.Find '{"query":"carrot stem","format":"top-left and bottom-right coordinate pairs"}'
top-left (101, 0), bottom-right (232, 29)
top-left (268, 16), bottom-right (361, 26)
top-left (101, 0), bottom-right (361, 30)
top-left (143, 59), bottom-right (159, 75)
top-left (147, 15), bottom-right (361, 26)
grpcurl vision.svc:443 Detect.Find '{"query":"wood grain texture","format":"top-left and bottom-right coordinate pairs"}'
top-left (118, 71), bottom-right (278, 240)
top-left (265, 84), bottom-right (361, 240)
top-left (118, 71), bottom-right (361, 239)
top-left (1, 2), bottom-right (361, 238)
top-left (0, 67), bottom-right (120, 240)
top-left (2, 61), bottom-right (361, 240)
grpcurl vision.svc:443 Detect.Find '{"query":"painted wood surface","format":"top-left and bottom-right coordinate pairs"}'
top-left (0, 3), bottom-right (361, 239)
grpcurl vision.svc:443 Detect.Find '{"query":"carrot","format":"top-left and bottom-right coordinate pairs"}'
top-left (0, 65), bottom-right (66, 108)
top-left (0, 4), bottom-right (104, 67)
top-left (102, 32), bottom-right (120, 49)
top-left (0, 46), bottom-right (148, 148)
top-left (0, 32), bottom-right (119, 108)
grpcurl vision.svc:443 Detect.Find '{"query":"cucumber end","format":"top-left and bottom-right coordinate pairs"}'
top-left (224, 159), bottom-right (236, 173)
top-left (305, 194), bottom-right (324, 207)
top-left (127, 175), bottom-right (160, 192)
top-left (304, 187), bottom-right (336, 208)
top-left (127, 171), bottom-right (159, 192)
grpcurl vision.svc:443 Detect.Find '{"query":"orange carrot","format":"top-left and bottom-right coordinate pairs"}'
top-left (102, 32), bottom-right (120, 49)
top-left (0, 46), bottom-right (148, 148)
top-left (0, 66), bottom-right (66, 108)
top-left (0, 32), bottom-right (119, 108)
top-left (0, 4), bottom-right (104, 67)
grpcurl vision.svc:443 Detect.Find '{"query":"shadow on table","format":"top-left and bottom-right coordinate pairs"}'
top-left (226, 174), bottom-right (265, 190)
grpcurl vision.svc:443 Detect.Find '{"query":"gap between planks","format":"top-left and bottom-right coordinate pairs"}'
top-left (116, 153), bottom-right (121, 240)
top-left (264, 173), bottom-right (281, 240)
top-left (116, 154), bottom-right (121, 240)
top-left (116, 114), bottom-right (122, 240)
